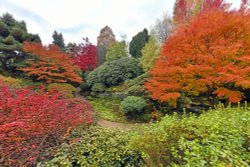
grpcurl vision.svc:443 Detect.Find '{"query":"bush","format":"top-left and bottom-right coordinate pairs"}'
top-left (86, 57), bottom-right (143, 88)
top-left (138, 113), bottom-right (151, 122)
top-left (0, 84), bottom-right (93, 166)
top-left (121, 96), bottom-right (147, 116)
top-left (129, 105), bottom-right (250, 166)
top-left (41, 126), bottom-right (142, 167)
top-left (47, 83), bottom-right (76, 98)
top-left (106, 74), bottom-right (148, 94)
top-left (0, 75), bottom-right (22, 88)
top-left (150, 111), bottom-right (163, 121)
top-left (91, 83), bottom-right (106, 92)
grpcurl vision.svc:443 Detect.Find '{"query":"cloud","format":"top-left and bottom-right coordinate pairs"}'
top-left (0, 0), bottom-right (48, 24)
top-left (0, 0), bottom-right (241, 45)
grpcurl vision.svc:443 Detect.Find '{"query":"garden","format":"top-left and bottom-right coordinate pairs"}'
top-left (0, 0), bottom-right (250, 166)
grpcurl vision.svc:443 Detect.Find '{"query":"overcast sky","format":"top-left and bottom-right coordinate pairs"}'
top-left (0, 0), bottom-right (241, 45)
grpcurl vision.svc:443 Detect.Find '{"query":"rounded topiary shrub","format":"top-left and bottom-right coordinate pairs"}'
top-left (121, 96), bottom-right (147, 116)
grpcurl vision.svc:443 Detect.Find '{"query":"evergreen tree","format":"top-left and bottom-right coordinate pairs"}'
top-left (129, 28), bottom-right (149, 58)
top-left (140, 37), bottom-right (160, 72)
top-left (106, 41), bottom-right (128, 62)
top-left (52, 30), bottom-right (65, 49)
top-left (0, 13), bottom-right (41, 73)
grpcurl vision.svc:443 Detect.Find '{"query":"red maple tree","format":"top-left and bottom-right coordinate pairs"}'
top-left (145, 7), bottom-right (250, 107)
top-left (20, 42), bottom-right (82, 83)
top-left (72, 38), bottom-right (97, 71)
top-left (0, 84), bottom-right (93, 166)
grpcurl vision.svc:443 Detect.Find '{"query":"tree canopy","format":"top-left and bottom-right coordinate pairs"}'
top-left (105, 41), bottom-right (128, 62)
top-left (72, 38), bottom-right (97, 72)
top-left (145, 8), bottom-right (250, 107)
top-left (129, 28), bottom-right (150, 58)
top-left (0, 13), bottom-right (40, 72)
top-left (173, 0), bottom-right (227, 25)
top-left (150, 14), bottom-right (173, 44)
top-left (52, 30), bottom-right (65, 49)
top-left (20, 42), bottom-right (82, 83)
top-left (140, 37), bottom-right (160, 72)
top-left (97, 26), bottom-right (116, 65)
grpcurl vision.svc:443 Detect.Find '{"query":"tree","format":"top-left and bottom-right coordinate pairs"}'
top-left (173, 0), bottom-right (227, 25)
top-left (106, 41), bottom-right (128, 62)
top-left (140, 37), bottom-right (160, 72)
top-left (65, 42), bottom-right (77, 54)
top-left (150, 14), bottom-right (173, 44)
top-left (97, 26), bottom-right (116, 65)
top-left (52, 30), bottom-right (65, 49)
top-left (0, 84), bottom-right (93, 166)
top-left (145, 8), bottom-right (250, 107)
top-left (0, 13), bottom-right (41, 72)
top-left (129, 28), bottom-right (149, 58)
top-left (72, 38), bottom-right (97, 71)
top-left (173, 0), bottom-right (188, 25)
top-left (20, 42), bottom-right (82, 83)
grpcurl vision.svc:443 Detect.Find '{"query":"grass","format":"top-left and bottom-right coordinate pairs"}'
top-left (87, 97), bottom-right (128, 122)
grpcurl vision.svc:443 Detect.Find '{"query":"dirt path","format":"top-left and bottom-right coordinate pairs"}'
top-left (97, 119), bottom-right (145, 130)
top-left (75, 93), bottom-right (146, 130)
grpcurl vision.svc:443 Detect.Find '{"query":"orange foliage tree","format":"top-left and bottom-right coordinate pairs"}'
top-left (20, 42), bottom-right (82, 83)
top-left (145, 7), bottom-right (250, 107)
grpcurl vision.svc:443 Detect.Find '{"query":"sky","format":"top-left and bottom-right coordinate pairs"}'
top-left (0, 0), bottom-right (242, 45)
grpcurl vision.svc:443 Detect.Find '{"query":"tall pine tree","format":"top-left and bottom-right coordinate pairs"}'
top-left (52, 30), bottom-right (65, 49)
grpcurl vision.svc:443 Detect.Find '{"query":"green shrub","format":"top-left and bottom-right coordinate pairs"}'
top-left (129, 106), bottom-right (250, 166)
top-left (137, 113), bottom-right (151, 122)
top-left (91, 83), bottom-right (106, 92)
top-left (121, 96), bottom-right (147, 116)
top-left (47, 83), bottom-right (76, 98)
top-left (86, 57), bottom-right (143, 88)
top-left (41, 126), bottom-right (142, 167)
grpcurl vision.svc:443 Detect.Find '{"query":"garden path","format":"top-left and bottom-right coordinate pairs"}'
top-left (97, 119), bottom-right (143, 129)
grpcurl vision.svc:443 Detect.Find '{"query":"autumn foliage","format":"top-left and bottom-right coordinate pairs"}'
top-left (0, 84), bottom-right (93, 166)
top-left (72, 39), bottom-right (97, 71)
top-left (20, 42), bottom-right (82, 83)
top-left (145, 8), bottom-right (250, 106)
top-left (173, 0), bottom-right (227, 25)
